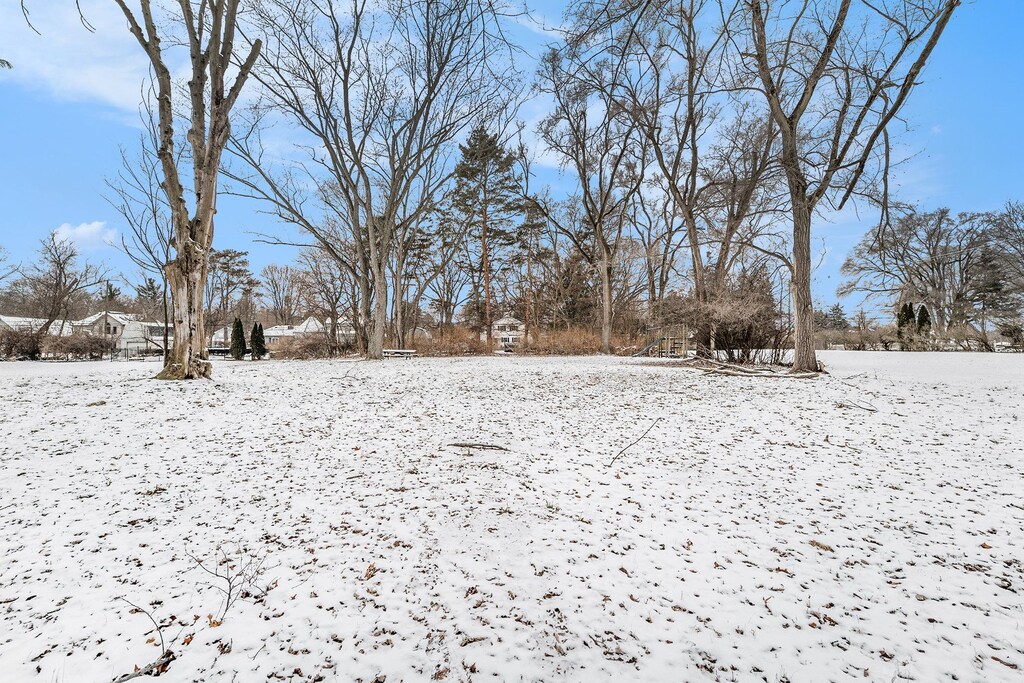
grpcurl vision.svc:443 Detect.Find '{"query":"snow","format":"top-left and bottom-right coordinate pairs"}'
top-left (1, 353), bottom-right (1021, 682)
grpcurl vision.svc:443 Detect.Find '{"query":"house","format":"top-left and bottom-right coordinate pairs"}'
top-left (481, 316), bottom-right (526, 349)
top-left (0, 316), bottom-right (75, 336)
top-left (73, 311), bottom-right (170, 354)
top-left (263, 316), bottom-right (356, 347)
top-left (210, 325), bottom-right (234, 348)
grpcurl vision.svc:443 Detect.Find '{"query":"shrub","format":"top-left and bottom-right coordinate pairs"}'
top-left (0, 329), bottom-right (42, 360)
top-left (519, 327), bottom-right (603, 355)
top-left (274, 334), bottom-right (336, 359)
top-left (43, 333), bottom-right (114, 360)
top-left (412, 326), bottom-right (488, 356)
top-left (230, 318), bottom-right (246, 360)
top-left (253, 323), bottom-right (267, 359)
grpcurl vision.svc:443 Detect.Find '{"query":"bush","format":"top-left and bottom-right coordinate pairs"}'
top-left (998, 320), bottom-right (1024, 350)
top-left (230, 318), bottom-right (246, 360)
top-left (519, 327), bottom-right (603, 355)
top-left (43, 333), bottom-right (114, 360)
top-left (0, 329), bottom-right (42, 360)
top-left (273, 334), bottom-right (336, 359)
top-left (251, 322), bottom-right (267, 359)
top-left (412, 326), bottom-right (489, 356)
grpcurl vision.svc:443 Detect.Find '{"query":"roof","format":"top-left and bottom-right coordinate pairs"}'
top-left (264, 316), bottom-right (326, 337)
top-left (0, 316), bottom-right (75, 336)
top-left (493, 316), bottom-right (523, 325)
top-left (75, 311), bottom-right (142, 326)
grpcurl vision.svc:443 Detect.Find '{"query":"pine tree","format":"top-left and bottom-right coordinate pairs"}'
top-left (896, 302), bottom-right (915, 349)
top-left (230, 318), bottom-right (246, 360)
top-left (452, 125), bottom-right (522, 345)
top-left (251, 322), bottom-right (267, 360)
top-left (916, 305), bottom-right (931, 334)
top-left (827, 303), bottom-right (849, 330)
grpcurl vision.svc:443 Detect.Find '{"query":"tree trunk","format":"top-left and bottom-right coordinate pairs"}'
top-left (481, 203), bottom-right (493, 348)
top-left (790, 198), bottom-right (817, 373)
top-left (368, 257), bottom-right (387, 359)
top-left (393, 272), bottom-right (405, 349)
top-left (682, 210), bottom-right (711, 356)
top-left (161, 275), bottom-right (169, 365)
top-left (524, 246), bottom-right (534, 344)
top-left (157, 252), bottom-right (212, 379)
top-left (599, 244), bottom-right (613, 354)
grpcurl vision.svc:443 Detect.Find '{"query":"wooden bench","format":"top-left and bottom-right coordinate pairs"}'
top-left (382, 348), bottom-right (417, 359)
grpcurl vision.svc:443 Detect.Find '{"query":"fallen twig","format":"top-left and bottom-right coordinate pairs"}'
top-left (111, 649), bottom-right (175, 682)
top-left (836, 399), bottom-right (877, 412)
top-left (447, 443), bottom-right (510, 451)
top-left (607, 418), bottom-right (662, 468)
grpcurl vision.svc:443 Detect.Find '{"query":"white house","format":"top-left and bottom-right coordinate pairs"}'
top-left (263, 316), bottom-right (356, 347)
top-left (210, 324), bottom-right (234, 348)
top-left (481, 315), bottom-right (526, 349)
top-left (73, 311), bottom-right (170, 354)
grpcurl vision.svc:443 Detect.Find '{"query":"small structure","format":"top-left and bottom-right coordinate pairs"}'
top-left (657, 336), bottom-right (689, 358)
top-left (481, 316), bottom-right (526, 349)
top-left (382, 348), bottom-right (417, 359)
top-left (632, 325), bottom-right (691, 358)
top-left (263, 316), bottom-right (356, 347)
top-left (210, 324), bottom-right (235, 349)
top-left (74, 311), bottom-right (169, 355)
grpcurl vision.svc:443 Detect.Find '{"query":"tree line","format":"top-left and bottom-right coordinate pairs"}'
top-left (11, 0), bottom-right (984, 376)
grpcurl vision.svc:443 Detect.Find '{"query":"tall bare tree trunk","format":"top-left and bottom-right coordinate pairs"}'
top-left (161, 250), bottom-right (212, 378)
top-left (789, 185), bottom-right (817, 372)
top-left (161, 273), bottom-right (169, 364)
top-left (368, 256), bottom-right (387, 359)
top-left (114, 0), bottom-right (260, 379)
top-left (599, 243), bottom-right (613, 354)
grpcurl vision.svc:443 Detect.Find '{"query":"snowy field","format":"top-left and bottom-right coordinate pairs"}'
top-left (1, 352), bottom-right (1021, 682)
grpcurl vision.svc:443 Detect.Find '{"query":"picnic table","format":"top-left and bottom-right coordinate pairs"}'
top-left (382, 348), bottom-right (417, 359)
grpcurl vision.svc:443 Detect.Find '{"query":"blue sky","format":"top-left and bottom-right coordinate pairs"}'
top-left (1, 1), bottom-right (1021, 315)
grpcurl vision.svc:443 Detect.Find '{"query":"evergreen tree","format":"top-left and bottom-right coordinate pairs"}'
top-left (230, 318), bottom-right (246, 360)
top-left (827, 303), bottom-right (849, 330)
top-left (452, 125), bottom-right (522, 344)
top-left (896, 302), bottom-right (915, 349)
top-left (251, 322), bottom-right (267, 360)
top-left (916, 305), bottom-right (931, 334)
top-left (98, 280), bottom-right (123, 311)
top-left (136, 277), bottom-right (161, 304)
top-left (813, 307), bottom-right (830, 330)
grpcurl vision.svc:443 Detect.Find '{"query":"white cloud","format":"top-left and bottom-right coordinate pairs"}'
top-left (54, 221), bottom-right (117, 250)
top-left (931, 125), bottom-right (943, 136)
top-left (0, 1), bottom-right (162, 112)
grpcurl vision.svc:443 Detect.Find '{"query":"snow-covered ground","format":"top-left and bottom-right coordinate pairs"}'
top-left (1, 353), bottom-right (1021, 682)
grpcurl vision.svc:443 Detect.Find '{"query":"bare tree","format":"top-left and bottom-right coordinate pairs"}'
top-left (535, 46), bottom-right (646, 353)
top-left (260, 264), bottom-right (300, 325)
top-left (232, 0), bottom-right (519, 358)
top-left (106, 100), bottom-right (174, 360)
top-left (0, 246), bottom-right (15, 285)
top-left (988, 201), bottom-right (1024, 292)
top-left (20, 233), bottom-right (108, 335)
top-left (296, 247), bottom-right (351, 356)
top-left (742, 0), bottom-right (959, 371)
top-left (840, 206), bottom-right (1022, 339)
top-left (111, 0), bottom-right (261, 378)
top-left (205, 249), bottom-right (259, 334)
